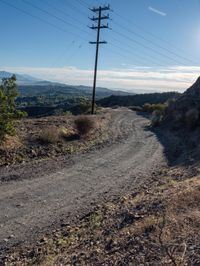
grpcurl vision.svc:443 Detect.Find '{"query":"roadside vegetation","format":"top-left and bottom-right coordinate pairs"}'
top-left (142, 103), bottom-right (167, 126)
top-left (0, 112), bottom-right (110, 166)
top-left (0, 75), bottom-right (26, 140)
top-left (0, 76), bottom-right (110, 166)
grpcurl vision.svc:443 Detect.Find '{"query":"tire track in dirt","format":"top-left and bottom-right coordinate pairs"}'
top-left (0, 108), bottom-right (166, 256)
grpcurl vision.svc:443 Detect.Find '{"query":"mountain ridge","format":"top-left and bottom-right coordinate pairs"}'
top-left (0, 71), bottom-right (133, 98)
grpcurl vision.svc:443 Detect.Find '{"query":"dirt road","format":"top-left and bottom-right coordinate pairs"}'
top-left (0, 109), bottom-right (166, 255)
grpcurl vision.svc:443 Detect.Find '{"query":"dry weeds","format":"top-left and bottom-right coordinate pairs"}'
top-left (4, 173), bottom-right (200, 265)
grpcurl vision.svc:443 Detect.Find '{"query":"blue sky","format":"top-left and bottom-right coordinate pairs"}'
top-left (1, 0), bottom-right (200, 92)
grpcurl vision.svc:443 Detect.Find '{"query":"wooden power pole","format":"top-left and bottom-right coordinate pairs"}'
top-left (89, 5), bottom-right (111, 114)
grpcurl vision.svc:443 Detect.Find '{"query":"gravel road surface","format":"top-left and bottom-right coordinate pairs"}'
top-left (0, 109), bottom-right (166, 256)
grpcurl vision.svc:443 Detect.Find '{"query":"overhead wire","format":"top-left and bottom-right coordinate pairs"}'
top-left (111, 29), bottom-right (183, 66)
top-left (74, 0), bottom-right (88, 9)
top-left (61, 0), bottom-right (88, 17)
top-left (73, 0), bottom-right (171, 66)
top-left (0, 0), bottom-right (88, 41)
top-left (21, 0), bottom-right (91, 39)
top-left (109, 40), bottom-right (166, 67)
top-left (87, 0), bottom-right (200, 63)
top-left (1, 0), bottom-right (194, 88)
top-left (77, 0), bottom-right (199, 66)
top-left (65, 43), bottom-right (84, 63)
top-left (41, 0), bottom-right (89, 27)
top-left (51, 40), bottom-right (76, 67)
top-left (0, 0), bottom-right (94, 68)
top-left (114, 10), bottom-right (200, 63)
top-left (64, 0), bottom-right (161, 65)
top-left (112, 20), bottom-right (199, 65)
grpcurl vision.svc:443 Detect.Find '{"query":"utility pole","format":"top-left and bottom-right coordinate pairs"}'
top-left (89, 5), bottom-right (111, 114)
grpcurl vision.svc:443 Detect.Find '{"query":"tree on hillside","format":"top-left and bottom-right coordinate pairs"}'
top-left (0, 75), bottom-right (26, 140)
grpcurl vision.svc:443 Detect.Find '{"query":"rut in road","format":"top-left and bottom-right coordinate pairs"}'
top-left (0, 109), bottom-right (166, 254)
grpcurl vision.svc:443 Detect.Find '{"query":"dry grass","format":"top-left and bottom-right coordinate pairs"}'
top-left (155, 178), bottom-right (200, 265)
top-left (59, 127), bottom-right (75, 139)
top-left (0, 113), bottom-right (111, 166)
top-left (4, 173), bottom-right (200, 266)
top-left (0, 135), bottom-right (22, 151)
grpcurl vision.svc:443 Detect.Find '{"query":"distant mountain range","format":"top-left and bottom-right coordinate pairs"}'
top-left (0, 71), bottom-right (41, 85)
top-left (0, 71), bottom-right (133, 99)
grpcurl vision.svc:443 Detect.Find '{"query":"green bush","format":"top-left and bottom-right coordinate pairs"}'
top-left (143, 103), bottom-right (166, 114)
top-left (0, 75), bottom-right (26, 140)
top-left (151, 111), bottom-right (161, 127)
top-left (129, 106), bottom-right (143, 112)
top-left (74, 116), bottom-right (96, 136)
top-left (151, 110), bottom-right (164, 127)
top-left (79, 101), bottom-right (92, 114)
top-left (143, 103), bottom-right (153, 112)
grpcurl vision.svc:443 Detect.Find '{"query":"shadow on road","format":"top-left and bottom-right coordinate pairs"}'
top-left (136, 111), bottom-right (200, 167)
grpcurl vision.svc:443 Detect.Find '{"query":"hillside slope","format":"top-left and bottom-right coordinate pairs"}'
top-left (97, 92), bottom-right (180, 107)
top-left (165, 77), bottom-right (200, 126)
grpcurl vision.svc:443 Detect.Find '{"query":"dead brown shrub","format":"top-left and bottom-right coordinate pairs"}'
top-left (74, 116), bottom-right (96, 136)
top-left (0, 135), bottom-right (22, 151)
top-left (38, 127), bottom-right (60, 144)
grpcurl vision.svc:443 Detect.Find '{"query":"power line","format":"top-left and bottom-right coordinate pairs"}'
top-left (0, 0), bottom-right (191, 87)
top-left (0, 0), bottom-right (95, 69)
top-left (21, 0), bottom-right (91, 39)
top-left (75, 0), bottom-right (88, 9)
top-left (114, 10), bottom-right (200, 64)
top-left (0, 0), bottom-right (88, 42)
top-left (61, 0), bottom-right (88, 17)
top-left (41, 0), bottom-right (88, 27)
top-left (74, 0), bottom-right (170, 66)
top-left (70, 0), bottom-right (192, 67)
top-left (0, 0), bottom-right (78, 37)
top-left (78, 0), bottom-right (199, 65)
top-left (0, 0), bottom-right (147, 70)
top-left (1, 0), bottom-right (153, 69)
top-left (59, 0), bottom-right (170, 67)
top-left (89, 4), bottom-right (111, 114)
top-left (100, 46), bottom-right (192, 86)
top-left (112, 29), bottom-right (186, 66)
top-left (65, 43), bottom-right (84, 63)
top-left (112, 20), bottom-right (198, 66)
top-left (109, 40), bottom-right (166, 67)
top-left (102, 45), bottom-right (150, 67)
top-left (51, 40), bottom-right (76, 67)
